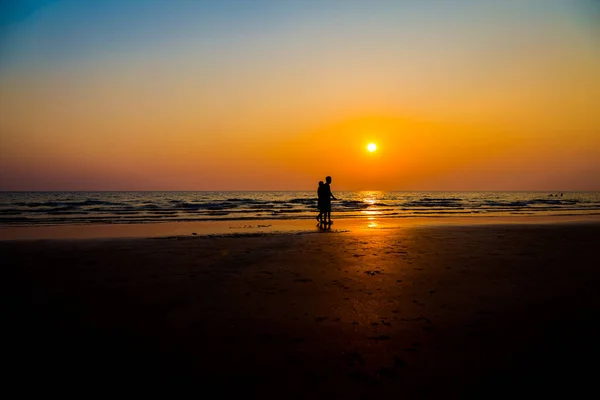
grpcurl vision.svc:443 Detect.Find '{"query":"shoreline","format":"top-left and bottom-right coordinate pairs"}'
top-left (2, 214), bottom-right (600, 240)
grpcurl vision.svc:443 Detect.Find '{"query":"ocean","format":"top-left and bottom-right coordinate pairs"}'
top-left (1, 191), bottom-right (599, 226)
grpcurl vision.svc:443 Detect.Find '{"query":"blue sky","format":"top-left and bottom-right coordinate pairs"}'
top-left (2, 0), bottom-right (596, 69)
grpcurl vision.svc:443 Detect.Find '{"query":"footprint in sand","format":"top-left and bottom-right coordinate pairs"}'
top-left (348, 371), bottom-right (375, 384)
top-left (404, 342), bottom-right (422, 352)
top-left (367, 334), bottom-right (391, 341)
top-left (376, 367), bottom-right (397, 379)
top-left (343, 352), bottom-right (366, 367)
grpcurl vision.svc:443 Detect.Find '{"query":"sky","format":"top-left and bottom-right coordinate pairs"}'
top-left (0, 0), bottom-right (599, 191)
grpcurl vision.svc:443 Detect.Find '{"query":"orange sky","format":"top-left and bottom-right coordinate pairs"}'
top-left (1, 1), bottom-right (599, 190)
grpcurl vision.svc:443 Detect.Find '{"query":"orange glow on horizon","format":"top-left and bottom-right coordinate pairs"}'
top-left (0, 1), bottom-right (599, 191)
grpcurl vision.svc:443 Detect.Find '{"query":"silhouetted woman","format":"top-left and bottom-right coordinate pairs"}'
top-left (316, 181), bottom-right (325, 222)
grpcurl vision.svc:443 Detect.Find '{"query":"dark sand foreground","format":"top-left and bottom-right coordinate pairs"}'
top-left (4, 222), bottom-right (600, 398)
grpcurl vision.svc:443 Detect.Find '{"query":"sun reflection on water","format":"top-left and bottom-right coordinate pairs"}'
top-left (359, 191), bottom-right (386, 218)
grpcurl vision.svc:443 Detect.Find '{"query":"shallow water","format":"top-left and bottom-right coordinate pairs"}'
top-left (1, 191), bottom-right (599, 226)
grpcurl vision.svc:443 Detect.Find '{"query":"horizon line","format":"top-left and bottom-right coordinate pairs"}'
top-left (0, 189), bottom-right (596, 193)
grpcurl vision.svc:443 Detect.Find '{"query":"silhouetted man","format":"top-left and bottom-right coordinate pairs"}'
top-left (323, 176), bottom-right (337, 223)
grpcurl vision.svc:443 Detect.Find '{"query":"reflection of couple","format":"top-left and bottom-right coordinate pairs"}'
top-left (316, 176), bottom-right (337, 224)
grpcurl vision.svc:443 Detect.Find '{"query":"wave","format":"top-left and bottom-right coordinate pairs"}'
top-left (482, 199), bottom-right (580, 208)
top-left (15, 200), bottom-right (124, 208)
top-left (1, 191), bottom-right (599, 226)
top-left (403, 200), bottom-right (464, 208)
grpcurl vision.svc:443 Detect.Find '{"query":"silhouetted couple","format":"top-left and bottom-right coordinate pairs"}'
top-left (317, 176), bottom-right (337, 224)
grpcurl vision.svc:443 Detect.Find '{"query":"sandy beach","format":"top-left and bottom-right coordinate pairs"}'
top-left (4, 0), bottom-right (599, 397)
top-left (3, 220), bottom-right (600, 398)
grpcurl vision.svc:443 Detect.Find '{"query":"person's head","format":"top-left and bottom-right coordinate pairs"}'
top-left (319, 181), bottom-right (324, 186)
top-left (326, 176), bottom-right (332, 184)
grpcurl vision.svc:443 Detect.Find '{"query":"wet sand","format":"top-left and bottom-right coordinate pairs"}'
top-left (2, 214), bottom-right (599, 240)
top-left (3, 222), bottom-right (600, 398)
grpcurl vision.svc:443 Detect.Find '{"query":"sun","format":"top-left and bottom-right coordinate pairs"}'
top-left (367, 143), bottom-right (377, 152)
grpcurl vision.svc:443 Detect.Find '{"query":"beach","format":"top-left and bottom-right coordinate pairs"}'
top-left (4, 0), bottom-right (600, 396)
top-left (3, 218), bottom-right (600, 397)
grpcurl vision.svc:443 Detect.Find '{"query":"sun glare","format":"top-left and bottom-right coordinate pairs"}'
top-left (367, 143), bottom-right (377, 152)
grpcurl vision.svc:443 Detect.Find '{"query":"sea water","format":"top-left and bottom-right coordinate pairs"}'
top-left (1, 191), bottom-right (599, 226)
